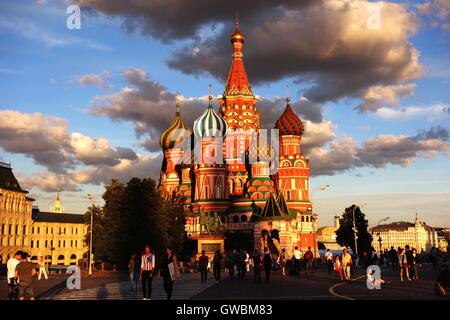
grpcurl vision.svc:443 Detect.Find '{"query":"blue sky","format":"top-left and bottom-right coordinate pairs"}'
top-left (0, 0), bottom-right (449, 227)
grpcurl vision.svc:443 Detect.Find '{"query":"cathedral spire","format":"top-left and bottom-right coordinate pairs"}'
top-left (51, 188), bottom-right (64, 213)
top-left (225, 16), bottom-right (252, 97)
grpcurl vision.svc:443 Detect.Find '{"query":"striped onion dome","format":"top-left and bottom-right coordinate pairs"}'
top-left (159, 103), bottom-right (191, 150)
top-left (275, 98), bottom-right (304, 136)
top-left (193, 96), bottom-right (227, 139)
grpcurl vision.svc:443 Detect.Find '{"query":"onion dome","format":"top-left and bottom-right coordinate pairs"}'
top-left (230, 14), bottom-right (244, 44)
top-left (159, 103), bottom-right (191, 150)
top-left (193, 96), bottom-right (227, 139)
top-left (275, 98), bottom-right (304, 136)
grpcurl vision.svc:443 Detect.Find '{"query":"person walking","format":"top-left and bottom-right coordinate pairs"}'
top-left (292, 246), bottom-right (302, 276)
top-left (411, 248), bottom-right (421, 281)
top-left (212, 250), bottom-right (222, 283)
top-left (199, 250), bottom-right (209, 283)
top-left (398, 248), bottom-right (411, 282)
top-left (304, 247), bottom-right (314, 276)
top-left (226, 250), bottom-right (235, 279)
top-left (263, 248), bottom-right (272, 284)
top-left (279, 248), bottom-right (287, 276)
top-left (159, 246), bottom-right (178, 299)
top-left (128, 254), bottom-right (139, 292)
top-left (245, 250), bottom-right (250, 273)
top-left (324, 249), bottom-right (334, 274)
top-left (37, 256), bottom-right (48, 281)
top-left (435, 264), bottom-right (450, 296)
top-left (237, 249), bottom-right (247, 280)
top-left (341, 249), bottom-right (353, 280)
top-left (389, 246), bottom-right (398, 268)
top-left (430, 247), bottom-right (438, 270)
top-left (253, 249), bottom-right (262, 284)
top-left (15, 252), bottom-right (37, 300)
top-left (334, 255), bottom-right (343, 281)
top-left (6, 251), bottom-right (22, 300)
top-left (140, 245), bottom-right (155, 300)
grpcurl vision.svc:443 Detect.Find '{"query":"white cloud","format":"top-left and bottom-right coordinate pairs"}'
top-left (374, 104), bottom-right (450, 121)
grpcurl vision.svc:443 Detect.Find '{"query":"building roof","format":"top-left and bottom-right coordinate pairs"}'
top-left (159, 103), bottom-right (191, 150)
top-left (0, 162), bottom-right (26, 192)
top-left (275, 98), bottom-right (304, 136)
top-left (224, 21), bottom-right (253, 97)
top-left (372, 222), bottom-right (414, 232)
top-left (193, 96), bottom-right (227, 138)
top-left (372, 221), bottom-right (435, 233)
top-left (32, 208), bottom-right (84, 224)
top-left (260, 193), bottom-right (289, 220)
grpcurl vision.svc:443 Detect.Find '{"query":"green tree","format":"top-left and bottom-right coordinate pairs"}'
top-left (122, 177), bottom-right (168, 262)
top-left (84, 204), bottom-right (106, 260)
top-left (85, 177), bottom-right (189, 269)
top-left (101, 179), bottom-right (127, 264)
top-left (162, 196), bottom-right (187, 255)
top-left (335, 205), bottom-right (372, 255)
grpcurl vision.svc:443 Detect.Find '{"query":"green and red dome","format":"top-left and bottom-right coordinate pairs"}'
top-left (275, 98), bottom-right (304, 136)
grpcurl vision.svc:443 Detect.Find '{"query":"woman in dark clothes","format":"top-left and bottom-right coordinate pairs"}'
top-left (263, 248), bottom-right (272, 284)
top-left (159, 246), bottom-right (178, 299)
top-left (212, 250), bottom-right (223, 283)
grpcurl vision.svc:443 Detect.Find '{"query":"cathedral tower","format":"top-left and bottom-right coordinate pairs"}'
top-left (192, 95), bottom-right (230, 213)
top-left (159, 102), bottom-right (191, 200)
top-left (219, 17), bottom-right (260, 198)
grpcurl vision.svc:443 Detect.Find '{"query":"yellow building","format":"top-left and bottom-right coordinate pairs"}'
top-left (0, 162), bottom-right (87, 266)
top-left (29, 208), bottom-right (87, 266)
top-left (0, 162), bottom-right (34, 263)
top-left (316, 216), bottom-right (342, 250)
top-left (371, 214), bottom-right (438, 253)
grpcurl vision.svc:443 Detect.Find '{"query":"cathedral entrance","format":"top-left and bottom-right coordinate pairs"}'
top-left (224, 230), bottom-right (253, 252)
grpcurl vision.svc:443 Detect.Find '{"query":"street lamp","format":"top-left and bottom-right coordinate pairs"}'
top-left (352, 203), bottom-right (367, 255)
top-left (375, 217), bottom-right (389, 253)
top-left (87, 193), bottom-right (94, 275)
top-left (311, 184), bottom-right (331, 258)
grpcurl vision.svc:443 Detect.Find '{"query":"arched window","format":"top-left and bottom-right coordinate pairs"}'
top-left (31, 256), bottom-right (38, 261)
top-left (70, 254), bottom-right (77, 260)
top-left (58, 255), bottom-right (64, 260)
top-left (233, 215), bottom-right (239, 223)
top-left (241, 215), bottom-right (248, 222)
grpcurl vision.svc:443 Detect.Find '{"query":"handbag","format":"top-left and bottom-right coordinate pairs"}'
top-left (168, 262), bottom-right (180, 281)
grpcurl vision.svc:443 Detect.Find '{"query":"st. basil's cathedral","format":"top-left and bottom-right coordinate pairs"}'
top-left (158, 20), bottom-right (317, 256)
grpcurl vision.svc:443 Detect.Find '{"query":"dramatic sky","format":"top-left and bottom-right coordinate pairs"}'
top-left (1, 0), bottom-right (449, 227)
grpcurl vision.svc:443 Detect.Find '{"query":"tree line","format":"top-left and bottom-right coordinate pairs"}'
top-left (84, 177), bottom-right (187, 269)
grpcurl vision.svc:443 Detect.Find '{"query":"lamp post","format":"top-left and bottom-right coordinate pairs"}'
top-left (374, 217), bottom-right (389, 253)
top-left (352, 203), bottom-right (367, 256)
top-left (87, 193), bottom-right (94, 275)
top-left (311, 184), bottom-right (331, 258)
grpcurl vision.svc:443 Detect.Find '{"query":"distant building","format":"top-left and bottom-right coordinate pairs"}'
top-left (317, 215), bottom-right (342, 250)
top-left (435, 228), bottom-right (449, 253)
top-left (370, 214), bottom-right (438, 253)
top-left (0, 162), bottom-right (87, 265)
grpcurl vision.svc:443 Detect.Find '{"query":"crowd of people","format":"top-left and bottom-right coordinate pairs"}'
top-left (3, 243), bottom-right (448, 300)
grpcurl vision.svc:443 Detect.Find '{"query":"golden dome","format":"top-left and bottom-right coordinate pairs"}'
top-left (230, 14), bottom-right (244, 43)
top-left (231, 29), bottom-right (244, 43)
top-left (159, 103), bottom-right (191, 150)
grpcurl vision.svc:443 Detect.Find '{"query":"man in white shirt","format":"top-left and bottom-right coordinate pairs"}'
top-left (293, 247), bottom-right (302, 276)
top-left (324, 249), bottom-right (334, 273)
top-left (7, 251), bottom-right (22, 300)
top-left (140, 245), bottom-right (155, 300)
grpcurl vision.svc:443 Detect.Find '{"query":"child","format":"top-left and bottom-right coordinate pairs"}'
top-left (334, 255), bottom-right (343, 281)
